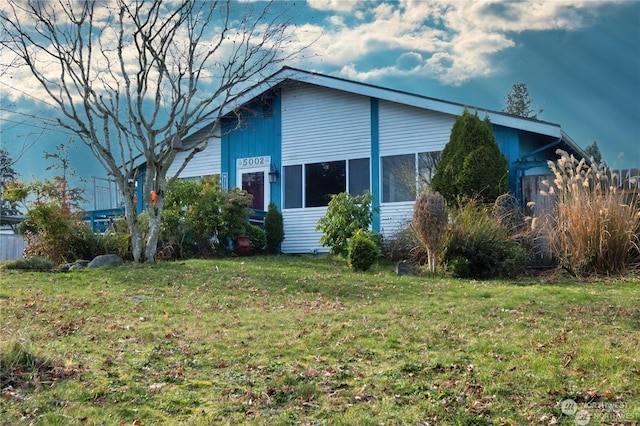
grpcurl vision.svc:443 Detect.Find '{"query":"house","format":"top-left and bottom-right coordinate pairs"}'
top-left (155, 67), bottom-right (587, 253)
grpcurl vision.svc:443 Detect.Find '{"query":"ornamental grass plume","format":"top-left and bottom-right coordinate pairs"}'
top-left (540, 149), bottom-right (640, 276)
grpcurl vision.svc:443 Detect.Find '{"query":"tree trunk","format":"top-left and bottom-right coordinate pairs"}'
top-left (145, 206), bottom-right (162, 262)
top-left (121, 190), bottom-right (143, 262)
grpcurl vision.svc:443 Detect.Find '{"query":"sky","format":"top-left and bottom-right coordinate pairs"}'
top-left (1, 0), bottom-right (639, 207)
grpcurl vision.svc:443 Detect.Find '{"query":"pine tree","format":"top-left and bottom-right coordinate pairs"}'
top-left (503, 82), bottom-right (543, 119)
top-left (584, 141), bottom-right (605, 166)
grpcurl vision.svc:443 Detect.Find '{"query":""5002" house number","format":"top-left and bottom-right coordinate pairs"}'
top-left (237, 156), bottom-right (271, 169)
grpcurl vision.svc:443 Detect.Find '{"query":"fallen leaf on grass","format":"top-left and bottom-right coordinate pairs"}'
top-left (148, 383), bottom-right (165, 393)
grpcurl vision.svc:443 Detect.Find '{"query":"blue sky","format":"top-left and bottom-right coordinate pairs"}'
top-left (1, 0), bottom-right (639, 201)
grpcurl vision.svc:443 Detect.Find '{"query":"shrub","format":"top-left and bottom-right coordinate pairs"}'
top-left (20, 202), bottom-right (97, 263)
top-left (443, 201), bottom-right (526, 279)
top-left (412, 191), bottom-right (448, 272)
top-left (316, 192), bottom-right (374, 256)
top-left (162, 178), bottom-right (224, 257)
top-left (539, 149), bottom-right (640, 276)
top-left (431, 108), bottom-right (508, 205)
top-left (347, 229), bottom-right (381, 272)
top-left (3, 256), bottom-right (56, 272)
top-left (246, 224), bottom-right (266, 254)
top-left (382, 225), bottom-right (420, 262)
top-left (264, 202), bottom-right (284, 254)
top-left (219, 188), bottom-right (252, 250)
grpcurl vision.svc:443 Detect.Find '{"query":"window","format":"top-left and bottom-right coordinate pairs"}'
top-left (418, 151), bottom-right (441, 192)
top-left (349, 158), bottom-right (370, 195)
top-left (284, 159), bottom-right (370, 208)
top-left (305, 161), bottom-right (346, 207)
top-left (382, 154), bottom-right (414, 203)
top-left (284, 165), bottom-right (302, 208)
top-left (382, 152), bottom-right (441, 202)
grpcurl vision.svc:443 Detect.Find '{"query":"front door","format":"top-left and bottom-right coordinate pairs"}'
top-left (237, 156), bottom-right (270, 211)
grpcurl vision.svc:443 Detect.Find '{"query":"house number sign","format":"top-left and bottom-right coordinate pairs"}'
top-left (237, 156), bottom-right (271, 169)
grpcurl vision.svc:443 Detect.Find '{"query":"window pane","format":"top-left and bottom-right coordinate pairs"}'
top-left (418, 151), bottom-right (441, 191)
top-left (242, 171), bottom-right (264, 210)
top-left (284, 165), bottom-right (302, 209)
top-left (305, 161), bottom-right (346, 207)
top-left (349, 158), bottom-right (370, 195)
top-left (382, 154), bottom-right (415, 202)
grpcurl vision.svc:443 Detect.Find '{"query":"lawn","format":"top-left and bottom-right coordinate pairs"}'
top-left (1, 256), bottom-right (638, 425)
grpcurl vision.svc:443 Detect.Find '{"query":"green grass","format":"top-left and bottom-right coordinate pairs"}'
top-left (1, 256), bottom-right (638, 425)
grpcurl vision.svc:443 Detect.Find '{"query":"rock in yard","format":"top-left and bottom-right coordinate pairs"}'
top-left (395, 259), bottom-right (412, 276)
top-left (88, 254), bottom-right (124, 269)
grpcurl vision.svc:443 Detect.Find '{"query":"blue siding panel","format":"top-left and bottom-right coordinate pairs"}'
top-left (492, 125), bottom-right (520, 195)
top-left (221, 95), bottom-right (282, 209)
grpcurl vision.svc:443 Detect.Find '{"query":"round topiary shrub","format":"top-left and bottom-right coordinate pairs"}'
top-left (246, 224), bottom-right (266, 254)
top-left (347, 229), bottom-right (381, 272)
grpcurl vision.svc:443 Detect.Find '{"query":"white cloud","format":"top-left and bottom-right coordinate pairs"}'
top-left (306, 0), bottom-right (364, 13)
top-left (297, 0), bottom-right (610, 86)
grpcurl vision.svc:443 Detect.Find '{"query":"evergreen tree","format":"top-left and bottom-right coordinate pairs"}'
top-left (584, 141), bottom-right (605, 166)
top-left (0, 148), bottom-right (17, 189)
top-left (431, 109), bottom-right (508, 205)
top-left (503, 82), bottom-right (543, 119)
top-left (264, 202), bottom-right (284, 254)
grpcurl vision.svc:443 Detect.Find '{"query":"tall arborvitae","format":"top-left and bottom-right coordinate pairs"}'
top-left (431, 109), bottom-right (508, 205)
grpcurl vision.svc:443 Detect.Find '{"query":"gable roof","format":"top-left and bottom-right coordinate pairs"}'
top-left (185, 67), bottom-right (586, 159)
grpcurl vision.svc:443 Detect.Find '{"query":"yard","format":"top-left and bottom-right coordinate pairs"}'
top-left (1, 256), bottom-right (638, 425)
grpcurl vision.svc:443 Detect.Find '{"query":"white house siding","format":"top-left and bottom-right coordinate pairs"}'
top-left (167, 137), bottom-right (221, 178)
top-left (375, 101), bottom-right (454, 240)
top-left (379, 203), bottom-right (414, 240)
top-left (282, 208), bottom-right (328, 253)
top-left (378, 100), bottom-right (453, 156)
top-left (280, 83), bottom-right (371, 253)
top-left (281, 83), bottom-right (371, 164)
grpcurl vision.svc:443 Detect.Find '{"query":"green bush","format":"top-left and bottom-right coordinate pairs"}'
top-left (431, 109), bottom-right (508, 205)
top-left (99, 232), bottom-right (131, 260)
top-left (3, 256), bottom-right (56, 272)
top-left (316, 192), bottom-right (374, 256)
top-left (246, 224), bottom-right (266, 254)
top-left (20, 202), bottom-right (98, 263)
top-left (264, 202), bottom-right (284, 254)
top-left (347, 229), bottom-right (381, 272)
top-left (219, 188), bottom-right (252, 251)
top-left (162, 178), bottom-right (225, 257)
top-left (443, 201), bottom-right (526, 279)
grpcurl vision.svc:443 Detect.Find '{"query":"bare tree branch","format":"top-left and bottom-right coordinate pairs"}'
top-left (0, 0), bottom-right (310, 261)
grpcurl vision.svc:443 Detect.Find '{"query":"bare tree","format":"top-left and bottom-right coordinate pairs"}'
top-left (0, 0), bottom-right (306, 261)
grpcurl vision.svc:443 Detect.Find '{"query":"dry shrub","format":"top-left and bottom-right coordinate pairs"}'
top-left (539, 149), bottom-right (640, 276)
top-left (412, 191), bottom-right (448, 272)
top-left (443, 200), bottom-right (526, 279)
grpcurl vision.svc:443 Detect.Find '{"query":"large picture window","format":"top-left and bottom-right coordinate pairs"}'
top-left (382, 154), bottom-right (414, 203)
top-left (382, 151), bottom-right (441, 203)
top-left (283, 158), bottom-right (370, 208)
top-left (305, 161), bottom-right (346, 207)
